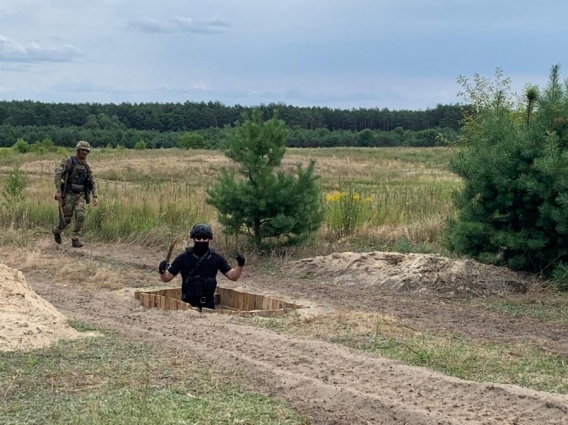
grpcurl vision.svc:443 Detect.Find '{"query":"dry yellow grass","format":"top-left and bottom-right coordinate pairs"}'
top-left (0, 242), bottom-right (155, 291)
top-left (1, 147), bottom-right (459, 254)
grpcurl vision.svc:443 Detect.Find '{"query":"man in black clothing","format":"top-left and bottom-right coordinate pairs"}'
top-left (158, 223), bottom-right (245, 310)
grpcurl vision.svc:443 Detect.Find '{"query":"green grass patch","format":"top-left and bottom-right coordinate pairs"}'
top-left (474, 295), bottom-right (568, 325)
top-left (289, 147), bottom-right (454, 168)
top-left (353, 333), bottom-right (568, 394)
top-left (252, 313), bottom-right (568, 394)
top-left (0, 328), bottom-right (309, 425)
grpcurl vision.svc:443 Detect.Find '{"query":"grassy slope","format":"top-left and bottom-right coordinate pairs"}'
top-left (0, 323), bottom-right (309, 425)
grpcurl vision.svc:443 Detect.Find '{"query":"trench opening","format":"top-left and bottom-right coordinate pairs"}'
top-left (135, 287), bottom-right (303, 316)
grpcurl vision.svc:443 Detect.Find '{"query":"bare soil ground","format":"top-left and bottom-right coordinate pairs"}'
top-left (7, 240), bottom-right (568, 425)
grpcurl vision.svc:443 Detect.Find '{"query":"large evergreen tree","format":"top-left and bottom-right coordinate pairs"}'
top-left (207, 108), bottom-right (324, 249)
top-left (444, 65), bottom-right (568, 275)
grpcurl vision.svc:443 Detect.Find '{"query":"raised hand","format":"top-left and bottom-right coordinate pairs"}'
top-left (159, 260), bottom-right (170, 274)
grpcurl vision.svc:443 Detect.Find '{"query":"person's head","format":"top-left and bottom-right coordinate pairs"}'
top-left (75, 141), bottom-right (91, 161)
top-left (189, 223), bottom-right (213, 255)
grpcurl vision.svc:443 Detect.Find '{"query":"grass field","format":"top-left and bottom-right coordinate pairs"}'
top-left (4, 146), bottom-right (568, 422)
top-left (0, 323), bottom-right (309, 425)
top-left (0, 146), bottom-right (459, 256)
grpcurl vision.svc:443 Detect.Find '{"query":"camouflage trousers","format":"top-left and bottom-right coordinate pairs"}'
top-left (53, 192), bottom-right (86, 238)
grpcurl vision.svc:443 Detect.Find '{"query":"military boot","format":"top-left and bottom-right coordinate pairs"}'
top-left (72, 238), bottom-right (83, 248)
top-left (53, 229), bottom-right (62, 244)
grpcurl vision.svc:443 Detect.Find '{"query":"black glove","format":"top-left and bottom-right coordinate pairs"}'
top-left (235, 253), bottom-right (245, 267)
top-left (159, 260), bottom-right (170, 274)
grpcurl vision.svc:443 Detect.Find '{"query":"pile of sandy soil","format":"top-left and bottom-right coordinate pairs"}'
top-left (290, 251), bottom-right (540, 298)
top-left (0, 263), bottom-right (84, 352)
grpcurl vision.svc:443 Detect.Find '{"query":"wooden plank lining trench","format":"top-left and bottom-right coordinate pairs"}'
top-left (134, 286), bottom-right (303, 316)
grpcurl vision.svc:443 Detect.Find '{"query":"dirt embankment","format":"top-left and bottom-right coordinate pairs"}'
top-left (290, 251), bottom-right (536, 297)
top-left (0, 263), bottom-right (85, 352)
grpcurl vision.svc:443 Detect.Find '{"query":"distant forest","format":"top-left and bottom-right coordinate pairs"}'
top-left (0, 100), bottom-right (464, 149)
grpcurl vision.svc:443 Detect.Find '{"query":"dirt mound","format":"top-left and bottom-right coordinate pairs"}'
top-left (290, 251), bottom-right (539, 298)
top-left (0, 263), bottom-right (85, 352)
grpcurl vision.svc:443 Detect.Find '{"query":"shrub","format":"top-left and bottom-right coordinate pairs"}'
top-left (444, 65), bottom-right (568, 275)
top-left (325, 185), bottom-right (373, 236)
top-left (12, 138), bottom-right (30, 154)
top-left (178, 132), bottom-right (207, 149)
top-left (30, 138), bottom-right (56, 154)
top-left (2, 166), bottom-right (26, 210)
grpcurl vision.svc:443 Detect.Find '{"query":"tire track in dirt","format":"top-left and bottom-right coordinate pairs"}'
top-left (30, 276), bottom-right (568, 425)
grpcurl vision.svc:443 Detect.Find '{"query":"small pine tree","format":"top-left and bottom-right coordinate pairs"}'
top-left (444, 65), bottom-right (568, 275)
top-left (207, 108), bottom-right (324, 249)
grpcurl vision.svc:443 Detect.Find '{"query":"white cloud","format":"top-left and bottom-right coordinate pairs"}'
top-left (0, 34), bottom-right (81, 63)
top-left (126, 17), bottom-right (170, 33)
top-left (127, 15), bottom-right (230, 34)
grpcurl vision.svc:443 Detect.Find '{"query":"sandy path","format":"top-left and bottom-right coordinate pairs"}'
top-left (29, 275), bottom-right (568, 425)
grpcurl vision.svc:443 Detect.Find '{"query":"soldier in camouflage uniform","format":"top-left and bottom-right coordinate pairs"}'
top-left (53, 141), bottom-right (99, 248)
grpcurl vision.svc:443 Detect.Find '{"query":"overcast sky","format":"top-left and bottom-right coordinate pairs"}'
top-left (1, 0), bottom-right (567, 110)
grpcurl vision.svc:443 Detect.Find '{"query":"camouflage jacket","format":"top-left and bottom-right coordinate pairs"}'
top-left (54, 157), bottom-right (98, 197)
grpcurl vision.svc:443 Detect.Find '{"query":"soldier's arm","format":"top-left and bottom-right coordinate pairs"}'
top-left (89, 167), bottom-right (98, 198)
top-left (54, 159), bottom-right (68, 193)
top-left (160, 270), bottom-right (175, 282)
top-left (160, 255), bottom-right (181, 282)
top-left (221, 255), bottom-right (243, 282)
top-left (224, 266), bottom-right (243, 282)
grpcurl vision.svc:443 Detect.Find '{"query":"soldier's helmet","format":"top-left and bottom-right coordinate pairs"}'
top-left (190, 223), bottom-right (213, 240)
top-left (75, 141), bottom-right (91, 152)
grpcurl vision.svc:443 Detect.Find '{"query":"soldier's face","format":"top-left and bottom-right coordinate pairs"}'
top-left (77, 149), bottom-right (89, 160)
top-left (193, 237), bottom-right (211, 242)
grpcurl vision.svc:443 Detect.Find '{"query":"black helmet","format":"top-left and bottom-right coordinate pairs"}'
top-left (190, 223), bottom-right (213, 239)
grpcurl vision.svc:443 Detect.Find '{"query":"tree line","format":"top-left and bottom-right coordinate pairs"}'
top-left (0, 124), bottom-right (457, 150)
top-left (0, 100), bottom-right (462, 133)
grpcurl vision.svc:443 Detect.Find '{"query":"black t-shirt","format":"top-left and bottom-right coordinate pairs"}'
top-left (168, 248), bottom-right (231, 282)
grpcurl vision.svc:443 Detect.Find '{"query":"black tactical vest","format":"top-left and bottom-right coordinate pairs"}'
top-left (181, 248), bottom-right (218, 299)
top-left (67, 161), bottom-right (88, 193)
